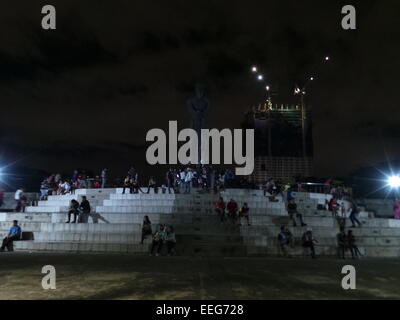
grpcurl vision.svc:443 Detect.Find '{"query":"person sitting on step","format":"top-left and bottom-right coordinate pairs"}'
top-left (122, 175), bottom-right (133, 194)
top-left (239, 202), bottom-right (250, 226)
top-left (150, 224), bottom-right (166, 256)
top-left (66, 199), bottom-right (80, 223)
top-left (131, 178), bottom-right (140, 194)
top-left (337, 228), bottom-right (347, 259)
top-left (141, 216), bottom-right (152, 244)
top-left (215, 197), bottom-right (226, 223)
top-left (147, 176), bottom-right (158, 194)
top-left (227, 199), bottom-right (239, 224)
top-left (347, 230), bottom-right (363, 259)
top-left (301, 230), bottom-right (318, 259)
top-left (79, 196), bottom-right (91, 223)
top-left (0, 220), bottom-right (21, 252)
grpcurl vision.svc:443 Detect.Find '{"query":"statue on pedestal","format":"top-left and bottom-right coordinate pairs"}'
top-left (187, 84), bottom-right (210, 164)
top-left (187, 84), bottom-right (210, 135)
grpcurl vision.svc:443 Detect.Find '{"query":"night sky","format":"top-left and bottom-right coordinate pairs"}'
top-left (0, 0), bottom-right (399, 183)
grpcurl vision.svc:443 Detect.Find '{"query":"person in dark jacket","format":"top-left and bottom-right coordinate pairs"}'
top-left (347, 230), bottom-right (363, 259)
top-left (66, 199), bottom-right (80, 223)
top-left (337, 228), bottom-right (347, 259)
top-left (79, 196), bottom-right (91, 223)
top-left (287, 199), bottom-right (307, 227)
top-left (166, 225), bottom-right (177, 256)
top-left (302, 230), bottom-right (317, 259)
top-left (141, 216), bottom-right (152, 244)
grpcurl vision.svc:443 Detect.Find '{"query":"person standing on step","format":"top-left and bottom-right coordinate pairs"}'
top-left (347, 230), bottom-right (362, 259)
top-left (127, 166), bottom-right (137, 179)
top-left (302, 230), bottom-right (317, 259)
top-left (150, 224), bottom-right (167, 256)
top-left (166, 169), bottom-right (175, 194)
top-left (337, 228), bottom-right (347, 259)
top-left (166, 225), bottom-right (177, 256)
top-left (337, 202), bottom-right (347, 229)
top-left (14, 187), bottom-right (24, 212)
top-left (239, 202), bottom-right (251, 226)
top-left (101, 168), bottom-right (108, 189)
top-left (215, 197), bottom-right (226, 223)
top-left (0, 220), bottom-right (21, 252)
top-left (286, 199), bottom-right (307, 227)
top-left (179, 169), bottom-right (186, 194)
top-left (184, 168), bottom-right (194, 194)
top-left (79, 196), bottom-right (91, 223)
top-left (348, 198), bottom-right (362, 228)
top-left (66, 199), bottom-right (80, 223)
top-left (141, 216), bottom-right (152, 244)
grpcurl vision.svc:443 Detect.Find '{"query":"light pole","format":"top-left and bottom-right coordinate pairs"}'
top-left (294, 56), bottom-right (331, 158)
top-left (251, 66), bottom-right (273, 156)
top-left (294, 78), bottom-right (313, 158)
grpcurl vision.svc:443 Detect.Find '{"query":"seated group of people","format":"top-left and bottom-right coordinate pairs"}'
top-left (40, 171), bottom-right (106, 200)
top-left (278, 227), bottom-right (318, 259)
top-left (66, 196), bottom-right (91, 223)
top-left (141, 216), bottom-right (177, 256)
top-left (278, 226), bottom-right (362, 260)
top-left (215, 197), bottom-right (250, 225)
top-left (337, 228), bottom-right (362, 259)
top-left (122, 175), bottom-right (157, 194)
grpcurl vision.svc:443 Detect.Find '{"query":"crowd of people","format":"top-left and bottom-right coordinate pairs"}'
top-left (36, 166), bottom-right (239, 199)
top-left (276, 189), bottom-right (365, 259)
top-left (39, 169), bottom-right (109, 200)
top-left (2, 168), bottom-right (398, 258)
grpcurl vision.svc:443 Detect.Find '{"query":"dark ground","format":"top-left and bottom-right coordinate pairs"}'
top-left (0, 253), bottom-right (399, 300)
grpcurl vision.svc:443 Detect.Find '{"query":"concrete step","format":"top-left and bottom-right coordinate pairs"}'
top-left (0, 212), bottom-right (52, 223)
top-left (26, 206), bottom-right (68, 213)
top-left (13, 241), bottom-right (149, 253)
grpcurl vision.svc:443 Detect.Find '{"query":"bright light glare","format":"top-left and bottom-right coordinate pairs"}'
top-left (388, 175), bottom-right (400, 188)
top-left (325, 56), bottom-right (330, 61)
top-left (266, 85), bottom-right (270, 91)
top-left (252, 66), bottom-right (257, 72)
top-left (257, 75), bottom-right (263, 80)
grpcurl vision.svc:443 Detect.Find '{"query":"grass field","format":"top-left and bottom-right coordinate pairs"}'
top-left (0, 252), bottom-right (399, 300)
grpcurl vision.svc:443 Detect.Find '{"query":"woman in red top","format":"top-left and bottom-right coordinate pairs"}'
top-left (227, 199), bottom-right (238, 224)
top-left (215, 197), bottom-right (226, 223)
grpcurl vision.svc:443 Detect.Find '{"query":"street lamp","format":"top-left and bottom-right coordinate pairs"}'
top-left (388, 175), bottom-right (400, 189)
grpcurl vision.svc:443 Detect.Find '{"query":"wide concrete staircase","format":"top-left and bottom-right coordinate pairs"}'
top-left (1, 188), bottom-right (400, 258)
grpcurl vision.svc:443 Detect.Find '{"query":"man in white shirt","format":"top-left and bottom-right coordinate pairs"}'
top-left (184, 168), bottom-right (194, 194)
top-left (14, 188), bottom-right (24, 212)
top-left (179, 169), bottom-right (186, 193)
